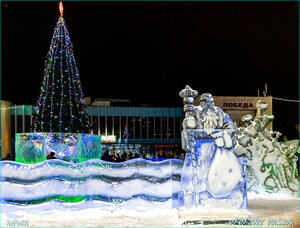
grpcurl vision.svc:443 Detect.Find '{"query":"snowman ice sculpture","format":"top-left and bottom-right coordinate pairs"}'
top-left (178, 85), bottom-right (247, 209)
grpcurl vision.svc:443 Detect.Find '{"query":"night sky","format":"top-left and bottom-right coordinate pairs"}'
top-left (2, 2), bottom-right (299, 135)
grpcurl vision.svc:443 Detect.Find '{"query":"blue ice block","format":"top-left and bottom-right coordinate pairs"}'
top-left (15, 132), bottom-right (101, 163)
top-left (179, 131), bottom-right (247, 209)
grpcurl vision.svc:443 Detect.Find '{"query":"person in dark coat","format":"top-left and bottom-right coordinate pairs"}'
top-left (46, 151), bottom-right (58, 160)
top-left (101, 150), bottom-right (112, 161)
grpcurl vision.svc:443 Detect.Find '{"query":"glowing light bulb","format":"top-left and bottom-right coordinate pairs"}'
top-left (59, 1), bottom-right (63, 17)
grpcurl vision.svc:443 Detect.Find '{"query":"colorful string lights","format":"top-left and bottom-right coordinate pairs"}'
top-left (33, 4), bottom-right (91, 134)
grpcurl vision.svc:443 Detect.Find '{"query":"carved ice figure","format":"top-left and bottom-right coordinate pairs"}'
top-left (178, 85), bottom-right (247, 209)
top-left (207, 147), bottom-right (243, 196)
top-left (234, 100), bottom-right (299, 196)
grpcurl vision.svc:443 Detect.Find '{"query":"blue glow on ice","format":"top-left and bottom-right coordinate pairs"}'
top-left (0, 158), bottom-right (183, 214)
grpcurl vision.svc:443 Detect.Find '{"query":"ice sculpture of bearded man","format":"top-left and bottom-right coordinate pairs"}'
top-left (179, 85), bottom-right (247, 209)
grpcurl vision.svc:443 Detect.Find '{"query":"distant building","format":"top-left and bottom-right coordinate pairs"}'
top-left (8, 104), bottom-right (183, 141)
top-left (3, 100), bottom-right (184, 159)
top-left (91, 98), bottom-right (131, 107)
top-left (0, 100), bottom-right (12, 159)
top-left (1, 95), bottom-right (273, 159)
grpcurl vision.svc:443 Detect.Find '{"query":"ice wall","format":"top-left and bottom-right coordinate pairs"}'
top-left (1, 159), bottom-right (183, 210)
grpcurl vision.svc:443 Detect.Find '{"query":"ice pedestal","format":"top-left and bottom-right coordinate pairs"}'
top-left (15, 132), bottom-right (101, 163)
top-left (178, 134), bottom-right (247, 209)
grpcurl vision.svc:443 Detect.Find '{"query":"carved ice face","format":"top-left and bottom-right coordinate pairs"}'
top-left (201, 109), bottom-right (219, 134)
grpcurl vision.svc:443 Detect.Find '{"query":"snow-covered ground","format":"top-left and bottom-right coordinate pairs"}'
top-left (2, 197), bottom-right (298, 227)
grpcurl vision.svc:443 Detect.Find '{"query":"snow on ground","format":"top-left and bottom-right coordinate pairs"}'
top-left (1, 197), bottom-right (299, 227)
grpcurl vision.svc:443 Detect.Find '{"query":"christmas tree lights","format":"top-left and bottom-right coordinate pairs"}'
top-left (33, 2), bottom-right (91, 134)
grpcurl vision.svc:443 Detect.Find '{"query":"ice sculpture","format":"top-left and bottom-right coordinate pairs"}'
top-left (1, 159), bottom-right (183, 213)
top-left (15, 133), bottom-right (101, 163)
top-left (234, 100), bottom-right (299, 196)
top-left (178, 86), bottom-right (247, 209)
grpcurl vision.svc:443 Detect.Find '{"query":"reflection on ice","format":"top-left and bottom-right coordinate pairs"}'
top-left (1, 158), bottom-right (183, 209)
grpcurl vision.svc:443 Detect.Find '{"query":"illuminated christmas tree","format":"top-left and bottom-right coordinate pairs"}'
top-left (33, 2), bottom-right (91, 133)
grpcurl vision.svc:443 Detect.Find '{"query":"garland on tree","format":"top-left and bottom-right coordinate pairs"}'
top-left (32, 2), bottom-right (91, 134)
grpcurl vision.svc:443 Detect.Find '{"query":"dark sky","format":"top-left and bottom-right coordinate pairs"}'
top-left (2, 2), bottom-right (299, 133)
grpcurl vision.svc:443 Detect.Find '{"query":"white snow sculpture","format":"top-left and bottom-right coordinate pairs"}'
top-left (234, 100), bottom-right (299, 196)
top-left (179, 85), bottom-right (247, 209)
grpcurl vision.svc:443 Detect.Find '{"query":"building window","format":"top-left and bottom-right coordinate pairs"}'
top-left (114, 116), bottom-right (120, 139)
top-left (148, 117), bottom-right (154, 139)
top-left (168, 117), bottom-right (175, 139)
top-left (25, 116), bottom-right (31, 132)
top-left (175, 117), bottom-right (182, 139)
top-left (107, 116), bottom-right (112, 135)
top-left (100, 116), bottom-right (105, 135)
top-left (128, 117), bottom-right (135, 139)
top-left (92, 117), bottom-right (98, 135)
top-left (17, 116), bottom-right (23, 133)
top-left (154, 117), bottom-right (161, 139)
top-left (141, 116), bottom-right (147, 139)
top-left (162, 117), bottom-right (168, 139)
top-left (121, 117), bottom-right (127, 139)
top-left (135, 116), bottom-right (141, 139)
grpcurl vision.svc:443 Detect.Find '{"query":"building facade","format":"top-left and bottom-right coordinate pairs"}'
top-left (9, 105), bottom-right (184, 143)
top-left (3, 104), bottom-right (184, 160)
top-left (1, 96), bottom-right (273, 160)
